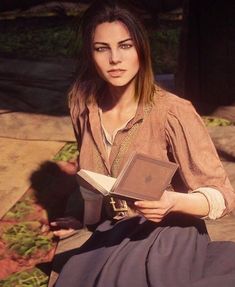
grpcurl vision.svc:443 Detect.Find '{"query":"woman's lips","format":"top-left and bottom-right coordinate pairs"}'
top-left (107, 69), bottom-right (126, 77)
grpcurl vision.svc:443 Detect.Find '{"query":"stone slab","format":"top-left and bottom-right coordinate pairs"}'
top-left (206, 214), bottom-right (235, 242)
top-left (0, 112), bottom-right (75, 142)
top-left (208, 126), bottom-right (235, 189)
top-left (0, 57), bottom-right (76, 142)
top-left (0, 138), bottom-right (65, 218)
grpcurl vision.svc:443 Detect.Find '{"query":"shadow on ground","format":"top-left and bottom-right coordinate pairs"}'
top-left (30, 161), bottom-right (83, 222)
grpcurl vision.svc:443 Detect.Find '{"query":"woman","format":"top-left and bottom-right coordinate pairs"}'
top-left (54, 1), bottom-right (235, 286)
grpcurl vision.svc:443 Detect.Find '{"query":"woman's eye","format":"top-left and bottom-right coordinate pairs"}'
top-left (94, 46), bottom-right (108, 52)
top-left (120, 43), bottom-right (132, 49)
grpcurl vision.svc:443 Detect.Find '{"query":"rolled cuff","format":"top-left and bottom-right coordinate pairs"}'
top-left (191, 187), bottom-right (226, 220)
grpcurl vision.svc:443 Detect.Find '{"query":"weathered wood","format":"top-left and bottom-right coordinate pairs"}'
top-left (176, 0), bottom-right (235, 113)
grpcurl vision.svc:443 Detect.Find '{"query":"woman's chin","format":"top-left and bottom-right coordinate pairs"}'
top-left (106, 77), bottom-right (136, 89)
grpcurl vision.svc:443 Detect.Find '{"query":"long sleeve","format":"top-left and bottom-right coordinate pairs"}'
top-left (165, 98), bottom-right (235, 217)
top-left (69, 97), bottom-right (82, 151)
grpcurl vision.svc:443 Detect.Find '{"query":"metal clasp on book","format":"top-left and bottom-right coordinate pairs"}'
top-left (110, 197), bottom-right (128, 212)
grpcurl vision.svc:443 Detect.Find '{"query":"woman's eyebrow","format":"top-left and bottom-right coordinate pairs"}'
top-left (93, 42), bottom-right (109, 46)
top-left (93, 38), bottom-right (133, 46)
top-left (118, 38), bottom-right (133, 44)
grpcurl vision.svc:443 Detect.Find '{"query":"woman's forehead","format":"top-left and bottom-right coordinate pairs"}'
top-left (93, 21), bottom-right (131, 42)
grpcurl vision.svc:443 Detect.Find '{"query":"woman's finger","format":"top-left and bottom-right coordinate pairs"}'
top-left (53, 228), bottom-right (75, 238)
top-left (134, 200), bottom-right (163, 209)
top-left (137, 208), bottom-right (167, 215)
top-left (57, 161), bottom-right (78, 175)
top-left (50, 217), bottom-right (82, 230)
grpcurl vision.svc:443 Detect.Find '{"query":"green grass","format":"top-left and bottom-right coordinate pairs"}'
top-left (53, 142), bottom-right (79, 162)
top-left (4, 196), bottom-right (33, 220)
top-left (0, 268), bottom-right (48, 287)
top-left (203, 116), bottom-right (234, 127)
top-left (2, 222), bottom-right (52, 258)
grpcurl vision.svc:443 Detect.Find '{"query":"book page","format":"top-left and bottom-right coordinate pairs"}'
top-left (77, 169), bottom-right (116, 195)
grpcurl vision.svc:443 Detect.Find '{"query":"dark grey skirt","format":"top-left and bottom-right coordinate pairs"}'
top-left (55, 214), bottom-right (235, 287)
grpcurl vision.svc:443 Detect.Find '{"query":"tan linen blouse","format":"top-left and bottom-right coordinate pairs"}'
top-left (70, 86), bottom-right (235, 218)
top-left (98, 110), bottom-right (226, 220)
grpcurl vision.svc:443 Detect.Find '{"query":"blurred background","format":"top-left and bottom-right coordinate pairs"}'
top-left (0, 0), bottom-right (234, 115)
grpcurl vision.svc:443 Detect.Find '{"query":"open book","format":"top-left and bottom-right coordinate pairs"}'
top-left (77, 152), bottom-right (178, 201)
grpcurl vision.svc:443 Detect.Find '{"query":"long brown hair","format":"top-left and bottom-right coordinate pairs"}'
top-left (69, 0), bottom-right (155, 107)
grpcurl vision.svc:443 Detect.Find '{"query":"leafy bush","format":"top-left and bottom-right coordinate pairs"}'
top-left (149, 28), bottom-right (180, 73)
top-left (0, 23), bottom-right (75, 58)
top-left (0, 17), bottom-right (180, 73)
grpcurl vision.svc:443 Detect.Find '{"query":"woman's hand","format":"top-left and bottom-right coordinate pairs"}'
top-left (134, 190), bottom-right (176, 222)
top-left (57, 160), bottom-right (79, 175)
top-left (50, 217), bottom-right (82, 238)
top-left (134, 190), bottom-right (210, 222)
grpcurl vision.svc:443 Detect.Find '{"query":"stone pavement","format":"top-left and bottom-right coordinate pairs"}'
top-left (0, 138), bottom-right (65, 218)
top-left (0, 57), bottom-right (234, 241)
top-left (0, 57), bottom-right (76, 218)
top-left (206, 126), bottom-right (235, 241)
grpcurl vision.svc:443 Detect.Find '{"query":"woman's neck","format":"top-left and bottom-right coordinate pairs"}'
top-left (101, 81), bottom-right (138, 112)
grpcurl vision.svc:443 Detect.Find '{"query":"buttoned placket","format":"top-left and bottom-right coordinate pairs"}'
top-left (86, 98), bottom-right (146, 176)
top-left (86, 101), bottom-right (111, 174)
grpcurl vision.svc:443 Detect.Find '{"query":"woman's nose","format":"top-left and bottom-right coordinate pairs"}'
top-left (109, 49), bottom-right (122, 64)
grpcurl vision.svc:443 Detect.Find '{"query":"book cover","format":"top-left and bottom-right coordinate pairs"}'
top-left (77, 152), bottom-right (178, 201)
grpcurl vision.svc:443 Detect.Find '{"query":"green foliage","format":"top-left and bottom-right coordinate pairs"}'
top-left (0, 17), bottom-right (180, 73)
top-left (0, 268), bottom-right (48, 287)
top-left (203, 116), bottom-right (234, 127)
top-left (53, 142), bottom-right (79, 162)
top-left (149, 28), bottom-right (180, 74)
top-left (0, 25), bottom-right (75, 58)
top-left (4, 196), bottom-right (33, 220)
top-left (2, 223), bottom-right (52, 257)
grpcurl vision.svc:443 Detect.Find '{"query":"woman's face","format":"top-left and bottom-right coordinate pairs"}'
top-left (92, 21), bottom-right (140, 87)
